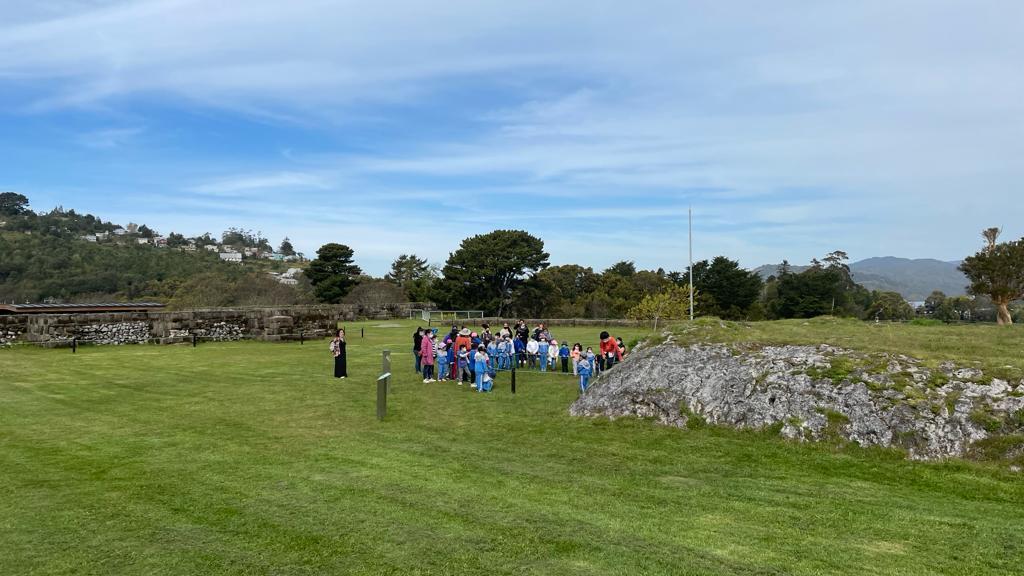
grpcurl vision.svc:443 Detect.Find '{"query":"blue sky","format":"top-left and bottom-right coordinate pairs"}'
top-left (1, 1), bottom-right (1022, 275)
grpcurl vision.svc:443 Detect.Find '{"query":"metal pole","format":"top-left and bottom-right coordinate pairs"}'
top-left (192, 333), bottom-right (198, 348)
top-left (300, 329), bottom-right (304, 345)
top-left (382, 350), bottom-right (391, 393)
top-left (72, 337), bottom-right (77, 354)
top-left (361, 327), bottom-right (364, 338)
top-left (689, 205), bottom-right (694, 321)
top-left (511, 363), bottom-right (516, 394)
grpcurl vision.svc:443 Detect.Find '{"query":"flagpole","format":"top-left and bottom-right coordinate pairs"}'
top-left (688, 205), bottom-right (694, 321)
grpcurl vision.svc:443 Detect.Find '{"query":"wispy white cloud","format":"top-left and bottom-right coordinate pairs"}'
top-left (75, 126), bottom-right (143, 149)
top-left (187, 172), bottom-right (332, 196)
top-left (2, 0), bottom-right (1022, 274)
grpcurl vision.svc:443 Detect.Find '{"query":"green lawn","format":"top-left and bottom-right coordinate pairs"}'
top-left (670, 316), bottom-right (1024, 381)
top-left (1, 319), bottom-right (1022, 575)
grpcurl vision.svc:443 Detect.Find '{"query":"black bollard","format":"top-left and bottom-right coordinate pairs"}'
top-left (361, 327), bottom-right (365, 338)
top-left (300, 330), bottom-right (304, 345)
top-left (192, 333), bottom-right (197, 348)
top-left (511, 363), bottom-right (516, 394)
top-left (72, 338), bottom-right (77, 354)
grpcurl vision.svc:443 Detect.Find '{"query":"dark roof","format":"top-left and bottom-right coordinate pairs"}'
top-left (0, 302), bottom-right (166, 315)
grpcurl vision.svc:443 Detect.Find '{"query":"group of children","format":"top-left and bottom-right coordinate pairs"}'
top-left (413, 323), bottom-right (626, 394)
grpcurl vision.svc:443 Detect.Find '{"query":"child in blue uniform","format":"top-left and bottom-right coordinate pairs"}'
top-left (559, 342), bottom-right (571, 373)
top-left (474, 344), bottom-right (489, 392)
top-left (577, 355), bottom-right (592, 393)
top-left (436, 342), bottom-right (449, 381)
top-left (537, 338), bottom-right (550, 372)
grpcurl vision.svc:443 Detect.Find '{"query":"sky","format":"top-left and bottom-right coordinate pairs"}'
top-left (1, 1), bottom-right (1022, 276)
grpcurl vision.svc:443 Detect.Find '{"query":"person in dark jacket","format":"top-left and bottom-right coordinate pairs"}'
top-left (330, 328), bottom-right (347, 379)
top-left (413, 327), bottom-right (424, 373)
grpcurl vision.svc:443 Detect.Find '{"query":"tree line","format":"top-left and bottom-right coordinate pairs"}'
top-left (4, 192), bottom-right (1021, 323)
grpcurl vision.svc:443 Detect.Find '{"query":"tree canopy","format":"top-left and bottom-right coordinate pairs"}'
top-left (0, 192), bottom-right (30, 216)
top-left (306, 243), bottom-right (362, 304)
top-left (433, 230), bottom-right (549, 316)
top-left (960, 228), bottom-right (1024, 325)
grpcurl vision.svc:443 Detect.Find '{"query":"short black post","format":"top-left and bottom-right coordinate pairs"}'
top-left (72, 338), bottom-right (77, 354)
top-left (361, 327), bottom-right (365, 338)
top-left (192, 333), bottom-right (197, 348)
top-left (300, 329), bottom-right (304, 345)
top-left (511, 363), bottom-right (516, 394)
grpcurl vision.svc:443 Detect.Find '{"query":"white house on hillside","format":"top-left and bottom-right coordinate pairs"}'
top-left (219, 252), bottom-right (242, 263)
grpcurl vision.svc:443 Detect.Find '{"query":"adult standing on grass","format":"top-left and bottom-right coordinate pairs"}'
top-left (420, 329), bottom-right (436, 382)
top-left (413, 327), bottom-right (424, 373)
top-left (330, 328), bottom-right (347, 379)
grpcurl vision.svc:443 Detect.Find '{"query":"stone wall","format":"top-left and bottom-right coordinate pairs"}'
top-left (0, 302), bottom-right (429, 346)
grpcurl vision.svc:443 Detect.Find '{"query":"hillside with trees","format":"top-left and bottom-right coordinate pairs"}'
top-left (0, 193), bottom-right (311, 307)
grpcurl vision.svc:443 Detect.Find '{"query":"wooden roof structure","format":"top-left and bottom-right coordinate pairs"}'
top-left (0, 302), bottom-right (166, 315)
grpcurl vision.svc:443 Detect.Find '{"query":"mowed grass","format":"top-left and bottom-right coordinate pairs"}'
top-left (1, 319), bottom-right (1023, 575)
top-left (670, 316), bottom-right (1024, 381)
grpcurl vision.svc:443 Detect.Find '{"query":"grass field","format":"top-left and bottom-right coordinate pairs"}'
top-left (2, 319), bottom-right (1023, 575)
top-left (670, 316), bottom-right (1024, 381)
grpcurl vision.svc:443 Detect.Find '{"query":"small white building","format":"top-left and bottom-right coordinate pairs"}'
top-left (112, 227), bottom-right (127, 236)
top-left (204, 244), bottom-right (218, 252)
top-left (137, 238), bottom-right (150, 245)
top-left (219, 252), bottom-right (242, 263)
top-left (154, 236), bottom-right (168, 247)
top-left (81, 235), bottom-right (98, 242)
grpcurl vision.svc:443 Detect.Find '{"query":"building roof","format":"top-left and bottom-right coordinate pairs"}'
top-left (0, 302), bottom-right (166, 315)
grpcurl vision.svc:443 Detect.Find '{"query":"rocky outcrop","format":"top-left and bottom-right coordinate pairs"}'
top-left (570, 342), bottom-right (1024, 461)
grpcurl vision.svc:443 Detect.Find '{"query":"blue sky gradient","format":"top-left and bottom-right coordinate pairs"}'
top-left (1, 1), bottom-right (1022, 275)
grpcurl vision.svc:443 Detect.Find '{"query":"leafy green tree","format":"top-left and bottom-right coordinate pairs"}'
top-left (866, 291), bottom-right (915, 321)
top-left (959, 228), bottom-right (1024, 325)
top-left (166, 233), bottom-right (188, 248)
top-left (627, 285), bottom-right (693, 329)
top-left (683, 256), bottom-right (763, 319)
top-left (923, 290), bottom-right (947, 314)
top-left (279, 237), bottom-right (296, 256)
top-left (306, 243), bottom-right (363, 303)
top-left (433, 230), bottom-right (549, 316)
top-left (385, 254), bottom-right (430, 286)
top-left (138, 224), bottom-right (156, 239)
top-left (604, 261), bottom-right (637, 277)
top-left (0, 192), bottom-right (31, 216)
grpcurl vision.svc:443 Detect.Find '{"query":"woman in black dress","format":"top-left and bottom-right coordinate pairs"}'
top-left (331, 328), bottom-right (347, 379)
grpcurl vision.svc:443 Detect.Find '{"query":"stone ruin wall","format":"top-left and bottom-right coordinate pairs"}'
top-left (0, 302), bottom-right (429, 346)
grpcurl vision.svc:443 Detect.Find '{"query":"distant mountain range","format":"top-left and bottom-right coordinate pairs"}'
top-left (752, 257), bottom-right (968, 301)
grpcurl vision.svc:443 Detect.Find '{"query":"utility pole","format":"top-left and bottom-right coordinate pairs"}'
top-left (689, 205), bottom-right (694, 321)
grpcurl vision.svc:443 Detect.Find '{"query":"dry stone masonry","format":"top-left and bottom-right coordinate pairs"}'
top-left (77, 321), bottom-right (150, 345)
top-left (571, 340), bottom-right (1024, 461)
top-left (0, 302), bottom-right (429, 347)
